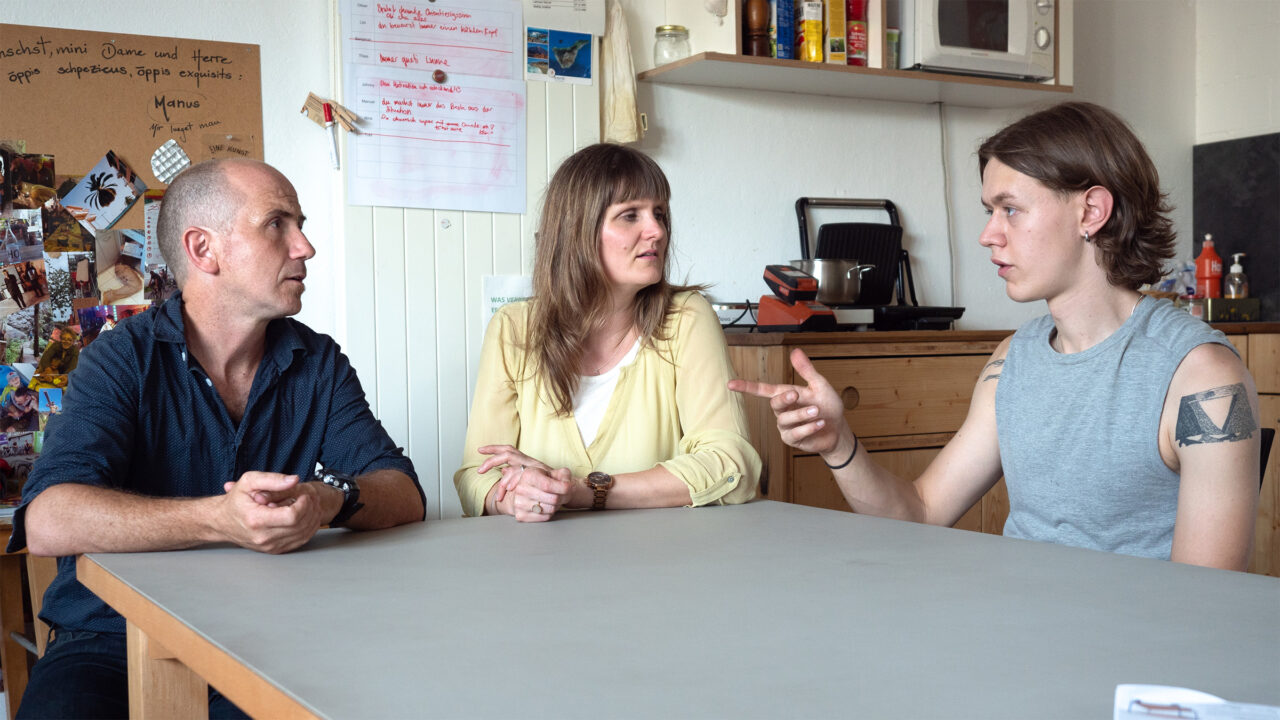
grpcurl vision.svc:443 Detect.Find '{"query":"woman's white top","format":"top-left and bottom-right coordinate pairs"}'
top-left (573, 338), bottom-right (641, 448)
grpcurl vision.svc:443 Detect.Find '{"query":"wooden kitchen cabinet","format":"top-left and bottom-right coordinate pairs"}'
top-left (728, 325), bottom-right (1280, 577)
top-left (727, 330), bottom-right (1011, 534)
top-left (1240, 330), bottom-right (1280, 576)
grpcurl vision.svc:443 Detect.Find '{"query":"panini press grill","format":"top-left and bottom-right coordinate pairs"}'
top-left (796, 197), bottom-right (964, 330)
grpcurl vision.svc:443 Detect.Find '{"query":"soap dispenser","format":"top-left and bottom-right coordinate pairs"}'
top-left (1225, 253), bottom-right (1249, 299)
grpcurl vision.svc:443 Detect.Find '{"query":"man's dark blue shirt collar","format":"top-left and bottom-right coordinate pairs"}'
top-left (152, 289), bottom-right (307, 379)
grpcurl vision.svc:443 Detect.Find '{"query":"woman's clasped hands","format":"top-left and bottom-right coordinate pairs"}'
top-left (478, 444), bottom-right (575, 522)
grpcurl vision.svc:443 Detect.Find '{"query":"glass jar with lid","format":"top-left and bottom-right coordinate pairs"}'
top-left (653, 25), bottom-right (690, 66)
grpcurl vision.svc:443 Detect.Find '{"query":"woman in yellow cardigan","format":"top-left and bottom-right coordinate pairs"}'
top-left (453, 143), bottom-right (760, 520)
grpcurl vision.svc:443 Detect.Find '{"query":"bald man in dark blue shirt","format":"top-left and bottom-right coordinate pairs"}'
top-left (9, 159), bottom-right (426, 719)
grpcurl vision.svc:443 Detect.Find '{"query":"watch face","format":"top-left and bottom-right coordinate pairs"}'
top-left (314, 468), bottom-right (356, 493)
top-left (587, 472), bottom-right (612, 488)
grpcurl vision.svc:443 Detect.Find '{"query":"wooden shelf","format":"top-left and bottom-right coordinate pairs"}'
top-left (637, 52), bottom-right (1072, 109)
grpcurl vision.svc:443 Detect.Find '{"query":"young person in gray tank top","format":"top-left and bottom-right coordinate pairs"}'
top-left (732, 102), bottom-right (1260, 571)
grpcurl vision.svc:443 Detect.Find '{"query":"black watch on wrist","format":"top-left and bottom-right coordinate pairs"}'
top-left (311, 467), bottom-right (365, 527)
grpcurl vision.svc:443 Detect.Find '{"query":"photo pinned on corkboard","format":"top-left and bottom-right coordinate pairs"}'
top-left (95, 229), bottom-right (147, 307)
top-left (62, 252), bottom-right (98, 301)
top-left (31, 323), bottom-right (79, 391)
top-left (0, 260), bottom-right (48, 320)
top-left (37, 387), bottom-right (62, 432)
top-left (141, 191), bottom-right (176, 304)
top-left (0, 211), bottom-right (44, 264)
top-left (37, 387), bottom-right (62, 415)
top-left (0, 365), bottom-right (30, 409)
top-left (0, 307), bottom-right (38, 366)
top-left (0, 429), bottom-right (41, 508)
top-left (76, 303), bottom-right (148, 348)
top-left (0, 361), bottom-right (39, 433)
top-left (41, 197), bottom-right (95, 253)
top-left (40, 252), bottom-right (75, 323)
top-left (59, 151), bottom-right (147, 234)
top-left (6, 153), bottom-right (55, 211)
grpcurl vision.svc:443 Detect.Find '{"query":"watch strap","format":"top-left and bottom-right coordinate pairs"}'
top-left (313, 468), bottom-right (365, 527)
top-left (586, 471), bottom-right (613, 511)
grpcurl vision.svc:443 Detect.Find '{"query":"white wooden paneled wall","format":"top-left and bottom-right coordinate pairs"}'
top-left (342, 77), bottom-right (600, 520)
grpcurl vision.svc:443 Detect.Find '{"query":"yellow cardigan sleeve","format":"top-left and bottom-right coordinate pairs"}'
top-left (657, 293), bottom-right (762, 505)
top-left (453, 304), bottom-right (524, 517)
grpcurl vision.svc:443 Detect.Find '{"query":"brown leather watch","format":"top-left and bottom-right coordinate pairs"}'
top-left (585, 471), bottom-right (614, 510)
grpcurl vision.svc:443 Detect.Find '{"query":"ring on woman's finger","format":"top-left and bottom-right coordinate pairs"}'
top-left (532, 501), bottom-right (543, 514)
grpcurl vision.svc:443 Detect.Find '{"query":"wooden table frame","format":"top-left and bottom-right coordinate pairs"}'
top-left (0, 548), bottom-right (29, 720)
top-left (78, 555), bottom-right (315, 719)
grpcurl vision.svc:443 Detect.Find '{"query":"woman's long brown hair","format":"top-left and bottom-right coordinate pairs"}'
top-left (529, 143), bottom-right (699, 416)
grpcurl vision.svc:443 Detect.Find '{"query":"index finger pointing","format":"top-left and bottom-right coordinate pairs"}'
top-left (728, 378), bottom-right (785, 399)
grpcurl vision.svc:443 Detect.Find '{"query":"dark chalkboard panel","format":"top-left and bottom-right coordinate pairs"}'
top-left (0, 23), bottom-right (263, 229)
top-left (1193, 133), bottom-right (1280, 320)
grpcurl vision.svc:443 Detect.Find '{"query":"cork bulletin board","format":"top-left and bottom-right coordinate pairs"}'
top-left (0, 23), bottom-right (263, 229)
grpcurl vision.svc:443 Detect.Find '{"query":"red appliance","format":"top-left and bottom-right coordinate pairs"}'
top-left (757, 265), bottom-right (836, 331)
top-left (763, 264), bottom-right (818, 302)
top-left (757, 296), bottom-right (836, 332)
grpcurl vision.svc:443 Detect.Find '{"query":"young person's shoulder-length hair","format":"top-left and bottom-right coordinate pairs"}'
top-left (978, 101), bottom-right (1176, 290)
top-left (529, 143), bottom-right (698, 415)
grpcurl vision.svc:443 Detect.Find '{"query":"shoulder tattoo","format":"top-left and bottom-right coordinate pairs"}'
top-left (981, 358), bottom-right (1004, 383)
top-left (1175, 382), bottom-right (1257, 446)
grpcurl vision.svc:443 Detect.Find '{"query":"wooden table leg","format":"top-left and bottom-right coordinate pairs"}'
top-left (0, 553), bottom-right (30, 720)
top-left (23, 556), bottom-right (54, 658)
top-left (126, 621), bottom-right (208, 720)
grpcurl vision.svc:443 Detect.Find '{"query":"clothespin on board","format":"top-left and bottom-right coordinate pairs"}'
top-left (300, 93), bottom-right (360, 133)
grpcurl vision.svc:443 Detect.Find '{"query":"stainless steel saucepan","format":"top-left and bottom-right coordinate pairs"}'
top-left (790, 259), bottom-right (876, 306)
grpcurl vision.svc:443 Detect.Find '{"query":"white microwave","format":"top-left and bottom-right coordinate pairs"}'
top-left (897, 0), bottom-right (1055, 81)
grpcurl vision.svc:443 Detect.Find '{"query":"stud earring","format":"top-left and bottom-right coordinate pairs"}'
top-left (1083, 231), bottom-right (1090, 242)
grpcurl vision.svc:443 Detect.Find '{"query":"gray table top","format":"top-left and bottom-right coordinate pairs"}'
top-left (85, 501), bottom-right (1280, 719)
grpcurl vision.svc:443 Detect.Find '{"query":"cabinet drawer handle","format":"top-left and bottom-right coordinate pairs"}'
top-left (840, 386), bottom-right (859, 411)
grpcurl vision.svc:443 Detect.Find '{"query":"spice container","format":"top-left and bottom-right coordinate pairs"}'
top-left (654, 25), bottom-right (691, 66)
top-left (886, 27), bottom-right (900, 69)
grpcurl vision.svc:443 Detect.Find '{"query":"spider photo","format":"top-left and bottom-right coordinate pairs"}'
top-left (85, 172), bottom-right (119, 210)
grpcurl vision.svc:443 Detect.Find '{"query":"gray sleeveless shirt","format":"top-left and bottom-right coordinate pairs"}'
top-left (996, 297), bottom-right (1233, 559)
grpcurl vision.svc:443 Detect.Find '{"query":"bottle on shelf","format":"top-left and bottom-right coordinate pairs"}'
top-left (744, 0), bottom-right (771, 57)
top-left (1225, 253), bottom-right (1249, 299)
top-left (846, 0), bottom-right (868, 66)
top-left (1195, 233), bottom-right (1224, 299)
top-left (794, 1), bottom-right (823, 63)
top-left (1177, 259), bottom-right (1196, 299)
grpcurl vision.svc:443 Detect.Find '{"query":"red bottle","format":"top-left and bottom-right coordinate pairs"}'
top-left (846, 0), bottom-right (868, 66)
top-left (1195, 234), bottom-right (1223, 299)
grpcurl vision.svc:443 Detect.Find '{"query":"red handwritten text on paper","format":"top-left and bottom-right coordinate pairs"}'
top-left (361, 76), bottom-right (517, 149)
top-left (349, 1), bottom-right (516, 80)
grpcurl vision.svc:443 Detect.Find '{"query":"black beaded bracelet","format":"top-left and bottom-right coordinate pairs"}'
top-left (824, 435), bottom-right (860, 470)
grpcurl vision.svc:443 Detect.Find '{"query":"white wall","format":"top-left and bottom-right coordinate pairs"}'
top-left (343, 81), bottom-right (599, 519)
top-left (636, 0), bottom-right (1198, 331)
top-left (3, 1), bottom-right (344, 336)
top-left (1195, 0), bottom-right (1280, 143)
